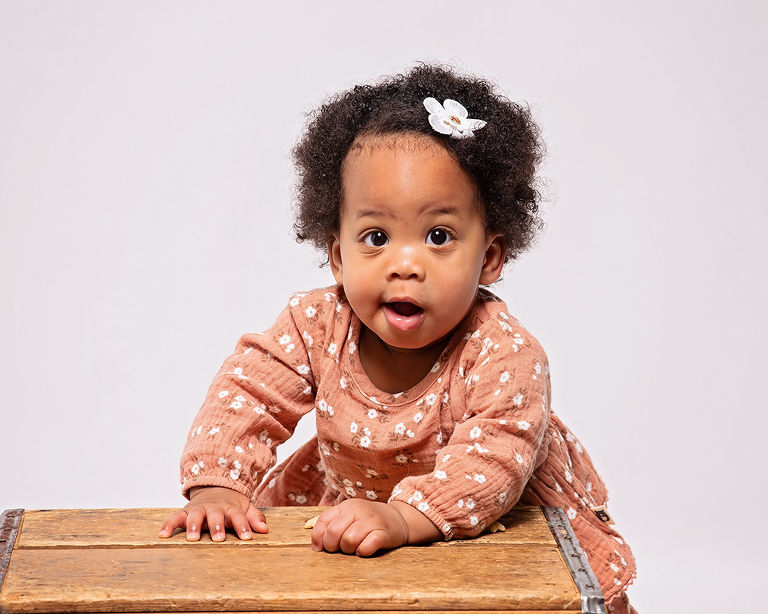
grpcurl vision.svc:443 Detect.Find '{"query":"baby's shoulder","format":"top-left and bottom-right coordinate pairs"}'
top-left (459, 290), bottom-right (549, 366)
top-left (280, 284), bottom-right (353, 349)
top-left (285, 285), bottom-right (347, 321)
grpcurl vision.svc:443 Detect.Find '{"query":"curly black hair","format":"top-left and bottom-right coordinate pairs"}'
top-left (292, 63), bottom-right (546, 263)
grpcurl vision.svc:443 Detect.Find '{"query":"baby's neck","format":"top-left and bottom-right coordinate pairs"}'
top-left (358, 326), bottom-right (450, 394)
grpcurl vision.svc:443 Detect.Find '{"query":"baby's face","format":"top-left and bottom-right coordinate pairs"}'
top-left (329, 134), bottom-right (504, 352)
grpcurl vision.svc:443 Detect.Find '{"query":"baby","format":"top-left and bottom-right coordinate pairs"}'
top-left (160, 64), bottom-right (637, 613)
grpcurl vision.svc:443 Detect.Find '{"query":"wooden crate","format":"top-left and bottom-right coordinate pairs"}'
top-left (0, 506), bottom-right (604, 614)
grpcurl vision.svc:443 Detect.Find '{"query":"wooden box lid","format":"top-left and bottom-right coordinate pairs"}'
top-left (0, 506), bottom-right (603, 614)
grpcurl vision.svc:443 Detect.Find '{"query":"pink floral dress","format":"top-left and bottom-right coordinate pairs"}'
top-left (180, 285), bottom-right (636, 609)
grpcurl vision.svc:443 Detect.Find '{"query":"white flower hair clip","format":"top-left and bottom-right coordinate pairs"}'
top-left (423, 97), bottom-right (487, 140)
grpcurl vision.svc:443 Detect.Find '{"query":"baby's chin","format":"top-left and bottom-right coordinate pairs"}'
top-left (369, 326), bottom-right (454, 355)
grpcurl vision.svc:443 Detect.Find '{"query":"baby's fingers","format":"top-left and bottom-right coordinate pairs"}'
top-left (355, 529), bottom-right (388, 557)
top-left (244, 504), bottom-right (269, 535)
top-left (204, 507), bottom-right (227, 542)
top-left (224, 504), bottom-right (268, 540)
top-left (184, 506), bottom-right (211, 542)
top-left (310, 507), bottom-right (343, 552)
top-left (158, 510), bottom-right (188, 538)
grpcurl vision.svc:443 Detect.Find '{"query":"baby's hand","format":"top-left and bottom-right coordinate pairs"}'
top-left (310, 499), bottom-right (440, 557)
top-left (158, 486), bottom-right (268, 542)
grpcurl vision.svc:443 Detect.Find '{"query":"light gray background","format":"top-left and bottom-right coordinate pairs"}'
top-left (1, 2), bottom-right (766, 611)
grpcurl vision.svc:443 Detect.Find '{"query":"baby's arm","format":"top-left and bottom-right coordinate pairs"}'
top-left (159, 486), bottom-right (268, 541)
top-left (310, 499), bottom-right (441, 556)
top-left (164, 293), bottom-right (322, 541)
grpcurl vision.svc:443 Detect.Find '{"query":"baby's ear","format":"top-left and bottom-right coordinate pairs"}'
top-left (328, 234), bottom-right (344, 284)
top-left (479, 234), bottom-right (505, 285)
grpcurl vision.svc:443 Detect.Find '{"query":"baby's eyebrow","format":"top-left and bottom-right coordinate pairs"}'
top-left (355, 208), bottom-right (392, 220)
top-left (355, 205), bottom-right (461, 220)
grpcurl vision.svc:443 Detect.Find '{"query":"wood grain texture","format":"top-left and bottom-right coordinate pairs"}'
top-left (0, 544), bottom-right (579, 613)
top-left (0, 506), bottom-right (580, 613)
top-left (17, 506), bottom-right (554, 549)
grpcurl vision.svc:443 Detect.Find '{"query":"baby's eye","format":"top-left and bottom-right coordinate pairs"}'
top-left (363, 230), bottom-right (388, 247)
top-left (426, 228), bottom-right (452, 246)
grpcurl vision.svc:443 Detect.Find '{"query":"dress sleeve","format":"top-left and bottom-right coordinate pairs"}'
top-left (389, 315), bottom-right (552, 539)
top-left (179, 294), bottom-right (319, 500)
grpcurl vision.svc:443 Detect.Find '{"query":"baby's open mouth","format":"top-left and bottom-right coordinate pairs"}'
top-left (387, 302), bottom-right (423, 317)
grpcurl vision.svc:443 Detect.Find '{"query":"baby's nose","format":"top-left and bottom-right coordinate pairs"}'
top-left (386, 245), bottom-right (425, 280)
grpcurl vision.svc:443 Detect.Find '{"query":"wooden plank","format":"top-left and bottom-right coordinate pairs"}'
top-left (17, 506), bottom-right (554, 549)
top-left (0, 543), bottom-right (581, 613)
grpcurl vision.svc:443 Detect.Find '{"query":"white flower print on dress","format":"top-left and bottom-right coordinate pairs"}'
top-left (360, 436), bottom-right (371, 448)
top-left (474, 474), bottom-right (486, 484)
top-left (209, 427), bottom-right (220, 435)
top-left (395, 454), bottom-right (408, 464)
top-left (470, 426), bottom-right (482, 439)
top-left (340, 377), bottom-right (347, 389)
top-left (394, 423), bottom-right (406, 435)
top-left (425, 394), bottom-right (437, 406)
top-left (218, 457), bottom-right (227, 468)
top-left (513, 393), bottom-right (523, 405)
top-left (235, 446), bottom-right (243, 453)
top-left (305, 306), bottom-right (316, 318)
top-left (191, 463), bottom-right (200, 476)
top-left (516, 453), bottom-right (524, 464)
top-left (368, 408), bottom-right (378, 419)
top-left (230, 468), bottom-right (240, 480)
top-left (500, 371), bottom-right (510, 383)
top-left (418, 501), bottom-right (430, 512)
top-left (230, 400), bottom-right (243, 410)
top-left (328, 343), bottom-right (337, 355)
top-left (466, 498), bottom-right (475, 510)
top-left (218, 391), bottom-right (229, 398)
top-left (366, 490), bottom-right (377, 500)
top-left (278, 335), bottom-right (295, 353)
top-left (457, 499), bottom-right (464, 508)
top-left (517, 421), bottom-right (530, 430)
top-left (350, 422), bottom-right (358, 433)
top-left (413, 412), bottom-right (423, 423)
top-left (435, 470), bottom-right (447, 479)
top-left (302, 331), bottom-right (313, 346)
top-left (470, 516), bottom-right (479, 526)
top-left (406, 430), bottom-right (415, 438)
top-left (345, 486), bottom-right (357, 497)
top-left (430, 361), bottom-right (441, 373)
top-left (567, 507), bottom-right (577, 520)
top-left (297, 364), bottom-right (310, 375)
